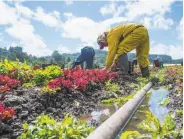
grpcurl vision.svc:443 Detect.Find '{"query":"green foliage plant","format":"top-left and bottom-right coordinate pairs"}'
top-left (176, 109), bottom-right (183, 116)
top-left (23, 82), bottom-right (35, 88)
top-left (121, 131), bottom-right (141, 139)
top-left (32, 65), bottom-right (62, 86)
top-left (105, 80), bottom-right (121, 93)
top-left (137, 111), bottom-right (180, 139)
top-left (17, 114), bottom-right (94, 139)
top-left (158, 97), bottom-right (170, 106)
top-left (101, 92), bottom-right (136, 106)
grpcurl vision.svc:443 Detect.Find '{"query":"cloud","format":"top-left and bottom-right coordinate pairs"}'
top-left (125, 0), bottom-right (174, 20)
top-left (65, 0), bottom-right (73, 6)
top-left (57, 45), bottom-right (72, 54)
top-left (150, 42), bottom-right (183, 59)
top-left (140, 14), bottom-right (174, 30)
top-left (0, 33), bottom-right (3, 42)
top-left (0, 1), bottom-right (18, 25)
top-left (0, 1), bottom-right (62, 28)
top-left (15, 3), bottom-right (34, 18)
top-left (100, 2), bottom-right (125, 17)
top-left (62, 17), bottom-right (103, 45)
top-left (100, 0), bottom-right (175, 30)
top-left (100, 2), bottom-right (116, 16)
top-left (177, 17), bottom-right (183, 40)
top-left (34, 7), bottom-right (62, 28)
top-left (5, 19), bottom-right (52, 56)
top-left (63, 12), bottom-right (74, 20)
top-left (0, 1), bottom-right (57, 56)
top-left (62, 15), bottom-right (127, 45)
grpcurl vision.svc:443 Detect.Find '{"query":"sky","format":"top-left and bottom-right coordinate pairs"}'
top-left (0, 0), bottom-right (183, 59)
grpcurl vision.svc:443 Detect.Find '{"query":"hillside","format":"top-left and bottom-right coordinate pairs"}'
top-left (0, 46), bottom-right (182, 67)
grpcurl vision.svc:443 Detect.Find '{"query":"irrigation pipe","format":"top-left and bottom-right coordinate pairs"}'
top-left (87, 81), bottom-right (153, 139)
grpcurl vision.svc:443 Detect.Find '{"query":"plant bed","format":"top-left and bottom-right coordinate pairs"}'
top-left (148, 66), bottom-right (183, 137)
top-left (0, 71), bottom-right (140, 139)
top-left (164, 66), bottom-right (183, 130)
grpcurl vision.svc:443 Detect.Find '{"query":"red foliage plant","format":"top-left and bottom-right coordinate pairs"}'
top-left (48, 67), bottom-right (119, 91)
top-left (0, 75), bottom-right (20, 93)
top-left (0, 104), bottom-right (16, 120)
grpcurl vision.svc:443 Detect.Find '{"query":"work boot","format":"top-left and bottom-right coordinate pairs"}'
top-left (118, 54), bottom-right (129, 75)
top-left (140, 66), bottom-right (149, 77)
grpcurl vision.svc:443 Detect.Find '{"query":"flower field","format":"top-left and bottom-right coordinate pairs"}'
top-left (0, 59), bottom-right (183, 139)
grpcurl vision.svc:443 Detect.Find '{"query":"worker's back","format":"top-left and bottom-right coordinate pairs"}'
top-left (81, 46), bottom-right (95, 60)
top-left (108, 23), bottom-right (142, 39)
top-left (72, 46), bottom-right (95, 69)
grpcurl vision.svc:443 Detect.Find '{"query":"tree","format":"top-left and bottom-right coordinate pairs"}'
top-left (52, 51), bottom-right (62, 64)
top-left (9, 46), bottom-right (24, 62)
top-left (67, 57), bottom-right (71, 63)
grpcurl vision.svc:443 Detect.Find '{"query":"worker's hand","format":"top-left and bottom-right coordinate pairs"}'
top-left (109, 63), bottom-right (117, 72)
top-left (101, 67), bottom-right (108, 71)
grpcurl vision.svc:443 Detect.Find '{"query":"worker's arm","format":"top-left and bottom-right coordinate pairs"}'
top-left (105, 33), bottom-right (119, 68)
top-left (114, 55), bottom-right (119, 64)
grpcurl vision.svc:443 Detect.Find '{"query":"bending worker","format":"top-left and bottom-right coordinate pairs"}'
top-left (97, 23), bottom-right (150, 77)
top-left (71, 46), bottom-right (95, 69)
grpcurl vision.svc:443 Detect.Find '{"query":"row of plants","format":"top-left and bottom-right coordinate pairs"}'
top-left (46, 67), bottom-right (119, 92)
top-left (0, 59), bottom-right (63, 93)
top-left (121, 66), bottom-right (183, 139)
top-left (0, 59), bottom-right (119, 93)
top-left (18, 114), bottom-right (94, 139)
top-left (121, 111), bottom-right (181, 139)
top-left (165, 66), bottom-right (183, 93)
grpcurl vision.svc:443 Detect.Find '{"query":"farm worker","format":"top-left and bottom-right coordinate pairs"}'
top-left (155, 55), bottom-right (163, 68)
top-left (71, 46), bottom-right (95, 69)
top-left (97, 23), bottom-right (150, 77)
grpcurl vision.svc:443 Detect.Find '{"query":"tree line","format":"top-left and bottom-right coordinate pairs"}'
top-left (0, 46), bottom-right (182, 67)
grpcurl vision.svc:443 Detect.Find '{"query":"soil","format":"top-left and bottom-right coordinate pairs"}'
top-left (167, 86), bottom-right (183, 130)
top-left (0, 73), bottom-right (140, 139)
top-left (158, 70), bottom-right (183, 136)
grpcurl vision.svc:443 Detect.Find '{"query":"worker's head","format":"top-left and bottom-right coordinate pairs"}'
top-left (97, 32), bottom-right (108, 49)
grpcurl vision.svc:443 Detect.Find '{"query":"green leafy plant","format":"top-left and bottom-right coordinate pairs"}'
top-left (0, 64), bottom-right (8, 74)
top-left (137, 111), bottom-right (180, 138)
top-left (121, 131), bottom-right (141, 139)
top-left (105, 80), bottom-right (121, 93)
top-left (41, 86), bottom-right (60, 94)
top-left (17, 114), bottom-right (94, 139)
top-left (176, 109), bottom-right (183, 116)
top-left (0, 59), bottom-right (33, 84)
top-left (23, 82), bottom-right (35, 88)
top-left (101, 92), bottom-right (136, 106)
top-left (158, 97), bottom-right (170, 106)
top-left (32, 65), bottom-right (62, 85)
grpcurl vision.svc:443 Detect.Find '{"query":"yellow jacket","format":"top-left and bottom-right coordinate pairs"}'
top-left (106, 23), bottom-right (142, 68)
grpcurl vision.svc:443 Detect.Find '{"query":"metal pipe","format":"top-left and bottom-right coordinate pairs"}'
top-left (87, 82), bottom-right (153, 139)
